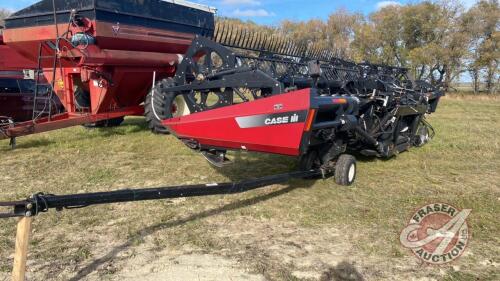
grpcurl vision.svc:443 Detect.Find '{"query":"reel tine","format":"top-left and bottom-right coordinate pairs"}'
top-left (226, 24), bottom-right (234, 46)
top-left (263, 35), bottom-right (270, 52)
top-left (243, 29), bottom-right (250, 49)
top-left (272, 37), bottom-right (280, 54)
top-left (315, 46), bottom-right (321, 60)
top-left (313, 46), bottom-right (319, 59)
top-left (290, 44), bottom-right (296, 57)
top-left (262, 35), bottom-right (270, 52)
top-left (222, 24), bottom-right (230, 45)
top-left (213, 22), bottom-right (219, 41)
top-left (310, 45), bottom-right (316, 59)
top-left (254, 32), bottom-right (261, 51)
top-left (321, 49), bottom-right (327, 61)
top-left (235, 27), bottom-right (243, 47)
top-left (230, 25), bottom-right (237, 46)
top-left (294, 43), bottom-right (301, 57)
top-left (218, 22), bottom-right (225, 42)
top-left (286, 40), bottom-right (294, 56)
top-left (314, 46), bottom-right (321, 60)
top-left (254, 33), bottom-right (262, 52)
top-left (281, 39), bottom-right (289, 56)
top-left (250, 31), bottom-right (259, 50)
top-left (264, 36), bottom-right (273, 52)
top-left (295, 44), bottom-right (302, 57)
top-left (273, 37), bottom-right (281, 54)
top-left (246, 30), bottom-right (253, 50)
top-left (270, 36), bottom-right (278, 53)
top-left (242, 29), bottom-right (250, 49)
top-left (222, 22), bottom-right (229, 45)
top-left (215, 22), bottom-right (223, 43)
top-left (306, 44), bottom-right (311, 58)
top-left (278, 38), bottom-right (287, 54)
top-left (301, 43), bottom-right (308, 58)
top-left (258, 32), bottom-right (266, 52)
top-left (289, 42), bottom-right (297, 57)
top-left (283, 40), bottom-right (291, 56)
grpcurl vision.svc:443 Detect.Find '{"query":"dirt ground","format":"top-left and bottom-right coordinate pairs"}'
top-left (0, 96), bottom-right (499, 280)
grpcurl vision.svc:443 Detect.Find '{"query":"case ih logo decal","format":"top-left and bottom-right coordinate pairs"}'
top-left (400, 203), bottom-right (471, 265)
top-left (236, 111), bottom-right (308, 128)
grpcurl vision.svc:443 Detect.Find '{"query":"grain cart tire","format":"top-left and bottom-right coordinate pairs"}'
top-left (84, 117), bottom-right (124, 128)
top-left (144, 78), bottom-right (174, 134)
top-left (335, 154), bottom-right (357, 186)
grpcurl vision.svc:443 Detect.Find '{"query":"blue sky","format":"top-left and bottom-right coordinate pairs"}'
top-left (2, 0), bottom-right (479, 25)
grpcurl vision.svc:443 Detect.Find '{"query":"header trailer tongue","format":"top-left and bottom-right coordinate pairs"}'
top-left (0, 170), bottom-right (321, 218)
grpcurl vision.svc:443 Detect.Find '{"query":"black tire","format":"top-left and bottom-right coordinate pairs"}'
top-left (298, 150), bottom-right (321, 171)
top-left (144, 78), bottom-right (175, 134)
top-left (334, 154), bottom-right (357, 186)
top-left (298, 150), bottom-right (323, 179)
top-left (83, 117), bottom-right (124, 128)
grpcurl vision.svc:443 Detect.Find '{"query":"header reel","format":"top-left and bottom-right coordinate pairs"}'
top-left (149, 22), bottom-right (443, 184)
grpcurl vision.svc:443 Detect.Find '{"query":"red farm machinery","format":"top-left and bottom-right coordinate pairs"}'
top-left (0, 2), bottom-right (445, 276)
top-left (0, 0), bottom-right (444, 185)
top-left (0, 0), bottom-right (215, 146)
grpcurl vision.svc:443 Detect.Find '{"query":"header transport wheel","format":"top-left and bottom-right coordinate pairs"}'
top-left (334, 154), bottom-right (357, 186)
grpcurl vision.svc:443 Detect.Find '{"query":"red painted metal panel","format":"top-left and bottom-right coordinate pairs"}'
top-left (0, 13), bottom-right (199, 139)
top-left (0, 35), bottom-right (37, 71)
top-left (164, 89), bottom-right (312, 156)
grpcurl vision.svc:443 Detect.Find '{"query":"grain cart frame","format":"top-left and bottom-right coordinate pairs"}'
top-left (0, 0), bottom-right (216, 146)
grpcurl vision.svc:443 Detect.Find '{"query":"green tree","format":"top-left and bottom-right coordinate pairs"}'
top-left (353, 1), bottom-right (470, 88)
top-left (0, 8), bottom-right (11, 29)
top-left (463, 0), bottom-right (499, 94)
top-left (326, 9), bottom-right (363, 59)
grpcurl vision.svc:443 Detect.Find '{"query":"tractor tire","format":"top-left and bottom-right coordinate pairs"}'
top-left (144, 78), bottom-right (174, 134)
top-left (83, 117), bottom-right (124, 128)
top-left (334, 154), bottom-right (357, 186)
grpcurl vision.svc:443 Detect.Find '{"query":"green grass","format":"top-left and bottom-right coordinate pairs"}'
top-left (0, 95), bottom-right (499, 280)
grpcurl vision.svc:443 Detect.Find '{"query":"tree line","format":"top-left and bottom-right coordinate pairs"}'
top-left (1, 1), bottom-right (498, 93)
top-left (222, 0), bottom-right (499, 94)
top-left (0, 8), bottom-right (9, 29)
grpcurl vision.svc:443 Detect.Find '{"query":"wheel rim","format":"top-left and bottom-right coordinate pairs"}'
top-left (172, 95), bottom-right (190, 117)
top-left (348, 163), bottom-right (356, 183)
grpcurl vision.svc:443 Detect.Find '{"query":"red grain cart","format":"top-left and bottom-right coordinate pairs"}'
top-left (0, 34), bottom-right (64, 123)
top-left (0, 0), bottom-right (215, 144)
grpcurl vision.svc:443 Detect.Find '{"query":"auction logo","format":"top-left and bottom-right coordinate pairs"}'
top-left (400, 203), bottom-right (471, 265)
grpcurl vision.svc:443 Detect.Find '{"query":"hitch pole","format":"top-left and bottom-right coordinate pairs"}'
top-left (0, 170), bottom-right (320, 218)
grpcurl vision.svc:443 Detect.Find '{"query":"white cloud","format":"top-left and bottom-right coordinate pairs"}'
top-left (221, 0), bottom-right (261, 6)
top-left (376, 1), bottom-right (402, 10)
top-left (232, 8), bottom-right (275, 17)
